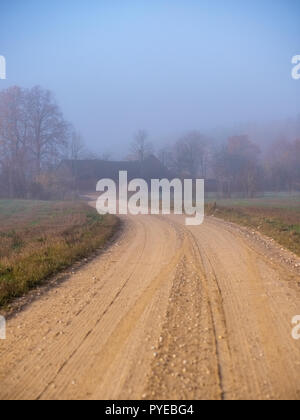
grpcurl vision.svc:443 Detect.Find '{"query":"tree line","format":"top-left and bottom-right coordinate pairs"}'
top-left (1, 85), bottom-right (299, 199)
top-left (139, 130), bottom-right (300, 198)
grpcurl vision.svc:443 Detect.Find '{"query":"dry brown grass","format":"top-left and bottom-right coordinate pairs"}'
top-left (207, 203), bottom-right (300, 256)
top-left (0, 200), bottom-right (119, 307)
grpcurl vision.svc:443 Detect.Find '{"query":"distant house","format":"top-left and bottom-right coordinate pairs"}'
top-left (58, 155), bottom-right (171, 192)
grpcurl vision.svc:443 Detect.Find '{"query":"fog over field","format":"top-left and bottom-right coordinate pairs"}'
top-left (1, 0), bottom-right (299, 157)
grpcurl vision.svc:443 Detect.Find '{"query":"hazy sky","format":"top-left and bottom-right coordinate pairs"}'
top-left (1, 0), bottom-right (300, 157)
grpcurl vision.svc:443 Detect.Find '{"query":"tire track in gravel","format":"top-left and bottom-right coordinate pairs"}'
top-left (0, 210), bottom-right (299, 400)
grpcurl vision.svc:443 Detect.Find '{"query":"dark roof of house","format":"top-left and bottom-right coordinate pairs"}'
top-left (60, 155), bottom-right (170, 181)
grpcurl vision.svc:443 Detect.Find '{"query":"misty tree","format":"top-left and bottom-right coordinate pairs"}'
top-left (70, 131), bottom-right (85, 161)
top-left (213, 135), bottom-right (261, 198)
top-left (157, 145), bottom-right (174, 169)
top-left (0, 85), bottom-right (71, 198)
top-left (290, 139), bottom-right (300, 189)
top-left (173, 131), bottom-right (209, 179)
top-left (26, 86), bottom-right (69, 174)
top-left (0, 86), bottom-right (29, 197)
top-left (265, 138), bottom-right (300, 192)
top-left (130, 130), bottom-right (153, 163)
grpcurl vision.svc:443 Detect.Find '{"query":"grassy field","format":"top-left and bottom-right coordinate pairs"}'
top-left (206, 192), bottom-right (300, 209)
top-left (206, 194), bottom-right (300, 256)
top-left (0, 200), bottom-right (119, 307)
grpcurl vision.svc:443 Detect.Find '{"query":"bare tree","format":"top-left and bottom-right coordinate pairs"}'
top-left (0, 85), bottom-right (71, 199)
top-left (265, 137), bottom-right (300, 192)
top-left (213, 135), bottom-right (261, 198)
top-left (172, 131), bottom-right (209, 178)
top-left (157, 145), bottom-right (173, 169)
top-left (70, 131), bottom-right (85, 160)
top-left (26, 86), bottom-right (69, 175)
top-left (0, 86), bottom-right (28, 197)
top-left (130, 130), bottom-right (153, 163)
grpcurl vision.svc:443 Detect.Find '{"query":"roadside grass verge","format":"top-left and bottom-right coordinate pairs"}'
top-left (0, 200), bottom-right (119, 307)
top-left (206, 202), bottom-right (300, 256)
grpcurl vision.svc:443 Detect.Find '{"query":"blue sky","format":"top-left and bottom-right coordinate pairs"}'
top-left (0, 0), bottom-right (299, 156)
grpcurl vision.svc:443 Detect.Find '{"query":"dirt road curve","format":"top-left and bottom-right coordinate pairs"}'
top-left (0, 203), bottom-right (300, 400)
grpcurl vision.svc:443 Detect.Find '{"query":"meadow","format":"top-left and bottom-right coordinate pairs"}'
top-left (0, 200), bottom-right (118, 307)
top-left (206, 193), bottom-right (300, 256)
